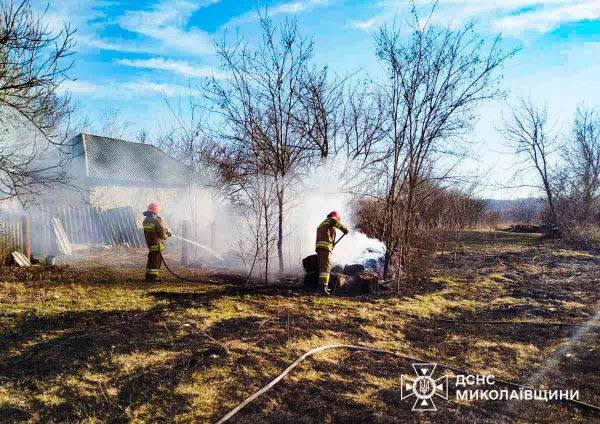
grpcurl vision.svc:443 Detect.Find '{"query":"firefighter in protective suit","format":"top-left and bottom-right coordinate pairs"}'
top-left (315, 211), bottom-right (348, 294)
top-left (143, 202), bottom-right (172, 282)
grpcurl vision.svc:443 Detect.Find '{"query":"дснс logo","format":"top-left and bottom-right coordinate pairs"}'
top-left (401, 363), bottom-right (449, 411)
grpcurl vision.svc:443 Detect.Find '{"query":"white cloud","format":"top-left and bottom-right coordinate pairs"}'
top-left (351, 0), bottom-right (600, 35)
top-left (34, 0), bottom-right (110, 32)
top-left (494, 1), bottom-right (600, 33)
top-left (33, 0), bottom-right (155, 54)
top-left (351, 16), bottom-right (383, 30)
top-left (118, 0), bottom-right (220, 56)
top-left (117, 57), bottom-right (229, 79)
top-left (59, 79), bottom-right (189, 98)
top-left (223, 0), bottom-right (333, 28)
top-left (119, 81), bottom-right (189, 96)
top-left (272, 0), bottom-right (332, 14)
top-left (60, 80), bottom-right (102, 95)
top-left (77, 36), bottom-right (150, 53)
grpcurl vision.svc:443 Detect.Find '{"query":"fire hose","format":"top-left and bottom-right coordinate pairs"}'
top-left (160, 232), bottom-right (348, 284)
top-left (155, 234), bottom-right (600, 418)
top-left (160, 252), bottom-right (207, 283)
top-left (215, 344), bottom-right (600, 423)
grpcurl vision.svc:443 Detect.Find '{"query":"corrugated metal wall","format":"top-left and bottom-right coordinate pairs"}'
top-left (0, 206), bottom-right (144, 264)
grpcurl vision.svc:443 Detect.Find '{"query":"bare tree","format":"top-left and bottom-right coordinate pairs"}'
top-left (135, 129), bottom-right (150, 144)
top-left (96, 108), bottom-right (132, 140)
top-left (232, 157), bottom-right (279, 285)
top-left (0, 0), bottom-right (76, 204)
top-left (361, 7), bottom-right (514, 287)
top-left (341, 81), bottom-right (386, 162)
top-left (500, 98), bottom-right (560, 233)
top-left (208, 14), bottom-right (314, 273)
top-left (156, 93), bottom-right (226, 255)
top-left (295, 66), bottom-right (345, 159)
top-left (561, 106), bottom-right (600, 223)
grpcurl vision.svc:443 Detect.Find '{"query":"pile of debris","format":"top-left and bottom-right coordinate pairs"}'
top-left (302, 255), bottom-right (381, 295)
top-left (502, 224), bottom-right (549, 233)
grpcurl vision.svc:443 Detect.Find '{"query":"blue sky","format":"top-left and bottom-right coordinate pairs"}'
top-left (37, 0), bottom-right (600, 198)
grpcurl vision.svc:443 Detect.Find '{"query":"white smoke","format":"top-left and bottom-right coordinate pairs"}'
top-left (287, 157), bottom-right (385, 269)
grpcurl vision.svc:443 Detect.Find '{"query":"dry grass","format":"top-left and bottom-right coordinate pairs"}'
top-left (0, 232), bottom-right (599, 423)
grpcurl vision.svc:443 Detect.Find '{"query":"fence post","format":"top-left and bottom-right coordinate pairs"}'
top-left (22, 215), bottom-right (31, 260)
top-left (182, 220), bottom-right (192, 266)
top-left (210, 221), bottom-right (217, 252)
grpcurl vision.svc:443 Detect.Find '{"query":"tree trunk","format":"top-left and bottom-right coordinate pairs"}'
top-left (400, 182), bottom-right (415, 272)
top-left (277, 186), bottom-right (285, 273)
top-left (382, 251), bottom-right (391, 285)
top-left (264, 202), bottom-right (269, 285)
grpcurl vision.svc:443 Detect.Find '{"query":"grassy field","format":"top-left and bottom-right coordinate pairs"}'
top-left (0, 231), bottom-right (599, 423)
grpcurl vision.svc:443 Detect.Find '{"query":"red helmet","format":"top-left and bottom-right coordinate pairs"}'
top-left (327, 211), bottom-right (340, 220)
top-left (148, 202), bottom-right (160, 214)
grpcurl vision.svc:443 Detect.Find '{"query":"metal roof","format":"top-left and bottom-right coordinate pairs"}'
top-left (74, 133), bottom-right (192, 187)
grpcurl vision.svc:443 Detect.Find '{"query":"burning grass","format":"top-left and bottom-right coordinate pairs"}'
top-left (0, 232), bottom-right (599, 422)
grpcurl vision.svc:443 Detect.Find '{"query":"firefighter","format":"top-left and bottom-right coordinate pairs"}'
top-left (315, 211), bottom-right (349, 294)
top-left (142, 202), bottom-right (172, 282)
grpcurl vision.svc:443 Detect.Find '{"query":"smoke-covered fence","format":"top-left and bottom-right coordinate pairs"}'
top-left (0, 206), bottom-right (144, 263)
top-left (0, 216), bottom-right (24, 264)
top-left (27, 205), bottom-right (143, 252)
top-left (99, 207), bottom-right (144, 247)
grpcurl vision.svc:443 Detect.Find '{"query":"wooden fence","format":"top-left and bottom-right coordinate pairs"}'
top-left (0, 215), bottom-right (24, 264)
top-left (0, 205), bottom-right (144, 264)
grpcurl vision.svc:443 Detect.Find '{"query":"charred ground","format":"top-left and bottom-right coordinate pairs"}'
top-left (0, 231), bottom-right (599, 423)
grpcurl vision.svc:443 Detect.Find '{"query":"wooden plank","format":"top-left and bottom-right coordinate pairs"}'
top-left (52, 217), bottom-right (72, 256)
top-left (128, 207), bottom-right (143, 247)
top-left (76, 207), bottom-right (84, 244)
top-left (87, 206), bottom-right (102, 244)
top-left (97, 207), bottom-right (107, 244)
top-left (116, 208), bottom-right (129, 246)
top-left (0, 220), bottom-right (5, 264)
top-left (41, 210), bottom-right (49, 253)
top-left (71, 206), bottom-right (81, 244)
top-left (97, 209), bottom-right (110, 245)
top-left (103, 209), bottom-right (118, 246)
top-left (71, 207), bottom-right (80, 244)
top-left (82, 206), bottom-right (91, 244)
top-left (113, 208), bottom-right (127, 244)
top-left (88, 207), bottom-right (98, 244)
top-left (73, 207), bottom-right (82, 244)
top-left (59, 206), bottom-right (69, 242)
top-left (11, 220), bottom-right (17, 252)
top-left (113, 208), bottom-right (126, 246)
top-left (92, 206), bottom-right (101, 244)
top-left (104, 209), bottom-right (116, 245)
top-left (12, 251), bottom-right (31, 267)
top-left (117, 208), bottom-right (130, 247)
top-left (123, 207), bottom-right (137, 247)
top-left (16, 219), bottom-right (22, 252)
top-left (66, 206), bottom-right (75, 243)
top-left (124, 208), bottom-right (138, 247)
top-left (94, 207), bottom-right (107, 244)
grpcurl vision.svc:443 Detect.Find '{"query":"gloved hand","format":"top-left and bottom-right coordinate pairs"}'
top-left (166, 229), bottom-right (173, 238)
top-left (343, 228), bottom-right (349, 235)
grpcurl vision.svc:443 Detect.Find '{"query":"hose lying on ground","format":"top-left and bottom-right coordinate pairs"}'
top-left (215, 344), bottom-right (600, 423)
top-left (160, 253), bottom-right (208, 283)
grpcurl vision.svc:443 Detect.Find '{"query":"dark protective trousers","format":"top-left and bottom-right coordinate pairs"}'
top-left (146, 251), bottom-right (162, 281)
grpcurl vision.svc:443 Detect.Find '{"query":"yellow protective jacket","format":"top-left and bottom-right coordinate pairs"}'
top-left (315, 217), bottom-right (348, 252)
top-left (143, 212), bottom-right (170, 252)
